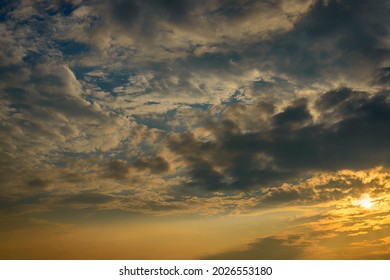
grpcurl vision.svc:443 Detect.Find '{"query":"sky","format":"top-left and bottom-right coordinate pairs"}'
top-left (0, 0), bottom-right (389, 260)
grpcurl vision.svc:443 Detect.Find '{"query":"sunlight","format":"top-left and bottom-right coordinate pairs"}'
top-left (359, 194), bottom-right (375, 209)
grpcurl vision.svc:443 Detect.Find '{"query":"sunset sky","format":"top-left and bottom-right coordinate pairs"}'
top-left (0, 0), bottom-right (389, 260)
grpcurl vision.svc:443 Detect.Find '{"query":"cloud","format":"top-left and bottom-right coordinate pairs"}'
top-left (26, 178), bottom-right (52, 190)
top-left (252, 0), bottom-right (390, 88)
top-left (12, 0), bottom-right (385, 124)
top-left (167, 89), bottom-right (390, 190)
top-left (135, 156), bottom-right (171, 174)
top-left (0, 60), bottom-right (133, 164)
top-left (44, 0), bottom-right (315, 68)
top-left (374, 67), bottom-right (390, 86)
top-left (60, 192), bottom-right (114, 205)
top-left (105, 156), bottom-right (171, 180)
top-left (205, 235), bottom-right (309, 260)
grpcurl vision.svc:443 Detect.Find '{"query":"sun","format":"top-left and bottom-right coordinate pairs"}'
top-left (359, 194), bottom-right (375, 209)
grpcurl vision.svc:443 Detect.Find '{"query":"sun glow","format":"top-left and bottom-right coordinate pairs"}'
top-left (359, 195), bottom-right (375, 209)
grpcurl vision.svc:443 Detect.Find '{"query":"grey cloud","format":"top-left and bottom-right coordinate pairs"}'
top-left (374, 67), bottom-right (390, 86)
top-left (205, 235), bottom-right (308, 260)
top-left (76, 0), bottom-right (390, 112)
top-left (184, 52), bottom-right (242, 72)
top-left (110, 0), bottom-right (194, 24)
top-left (105, 160), bottom-right (130, 180)
top-left (261, 188), bottom-right (302, 204)
top-left (273, 99), bottom-right (312, 128)
top-left (61, 192), bottom-right (114, 204)
top-left (106, 0), bottom-right (289, 35)
top-left (48, 0), bottom-right (311, 69)
top-left (290, 214), bottom-right (327, 224)
top-left (143, 0), bottom-right (193, 24)
top-left (110, 0), bottom-right (140, 28)
top-left (168, 89), bottom-right (390, 190)
top-left (105, 156), bottom-right (171, 179)
top-left (131, 201), bottom-right (184, 213)
top-left (95, 0), bottom-right (202, 42)
top-left (209, 0), bottom-right (254, 19)
top-left (26, 178), bottom-right (51, 190)
top-left (0, 61), bottom-right (128, 157)
top-left (0, 62), bottom-right (133, 206)
top-left (231, 0), bottom-right (390, 88)
top-left (134, 156), bottom-right (170, 174)
top-left (0, 65), bottom-right (29, 85)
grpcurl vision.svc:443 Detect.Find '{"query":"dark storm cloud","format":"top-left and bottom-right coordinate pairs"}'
top-left (205, 235), bottom-right (308, 260)
top-left (168, 89), bottom-right (390, 190)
